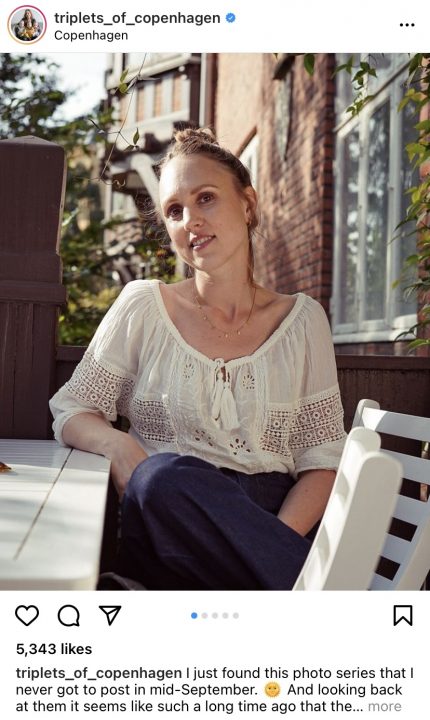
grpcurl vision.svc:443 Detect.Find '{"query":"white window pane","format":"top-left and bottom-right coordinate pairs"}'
top-left (398, 99), bottom-right (420, 315)
top-left (364, 101), bottom-right (390, 321)
top-left (240, 135), bottom-right (259, 188)
top-left (339, 128), bottom-right (360, 324)
top-left (125, 53), bottom-right (147, 70)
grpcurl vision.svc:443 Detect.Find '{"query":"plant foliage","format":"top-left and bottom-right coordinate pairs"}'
top-left (0, 53), bottom-right (118, 345)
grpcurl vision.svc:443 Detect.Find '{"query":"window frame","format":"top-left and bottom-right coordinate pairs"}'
top-left (332, 59), bottom-right (417, 343)
top-left (239, 134), bottom-right (259, 190)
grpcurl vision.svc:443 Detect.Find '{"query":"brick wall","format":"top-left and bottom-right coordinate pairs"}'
top-left (215, 54), bottom-right (264, 154)
top-left (214, 54), bottom-right (428, 356)
top-left (215, 54), bottom-right (335, 312)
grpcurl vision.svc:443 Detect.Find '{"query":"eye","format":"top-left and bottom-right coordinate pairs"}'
top-left (165, 204), bottom-right (182, 220)
top-left (198, 192), bottom-right (215, 204)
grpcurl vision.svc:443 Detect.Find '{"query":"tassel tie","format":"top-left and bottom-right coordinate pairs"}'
top-left (211, 360), bottom-right (240, 431)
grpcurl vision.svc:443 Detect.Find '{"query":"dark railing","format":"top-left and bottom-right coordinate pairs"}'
top-left (0, 137), bottom-right (67, 440)
top-left (336, 355), bottom-right (430, 432)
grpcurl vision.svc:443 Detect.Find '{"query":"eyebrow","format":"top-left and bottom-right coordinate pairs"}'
top-left (162, 184), bottom-right (219, 207)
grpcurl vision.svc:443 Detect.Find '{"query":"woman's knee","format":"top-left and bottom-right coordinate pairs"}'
top-left (125, 453), bottom-right (178, 505)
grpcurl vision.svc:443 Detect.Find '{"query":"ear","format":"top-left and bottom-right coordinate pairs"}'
top-left (242, 186), bottom-right (257, 222)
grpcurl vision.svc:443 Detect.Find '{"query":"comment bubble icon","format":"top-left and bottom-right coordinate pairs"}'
top-left (58, 604), bottom-right (80, 627)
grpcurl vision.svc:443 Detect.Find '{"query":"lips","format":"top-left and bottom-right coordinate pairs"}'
top-left (189, 235), bottom-right (215, 250)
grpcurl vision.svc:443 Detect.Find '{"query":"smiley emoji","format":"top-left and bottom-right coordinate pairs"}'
top-left (265, 682), bottom-right (281, 698)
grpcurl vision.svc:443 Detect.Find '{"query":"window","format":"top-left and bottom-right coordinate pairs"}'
top-left (332, 54), bottom-right (418, 342)
top-left (240, 135), bottom-right (259, 189)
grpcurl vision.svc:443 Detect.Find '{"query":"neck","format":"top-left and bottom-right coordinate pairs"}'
top-left (193, 273), bottom-right (255, 323)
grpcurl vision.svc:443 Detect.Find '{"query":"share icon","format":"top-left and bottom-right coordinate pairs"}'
top-left (99, 606), bottom-right (121, 626)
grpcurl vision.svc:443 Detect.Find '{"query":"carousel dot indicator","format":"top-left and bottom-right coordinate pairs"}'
top-left (222, 612), bottom-right (229, 619)
top-left (191, 612), bottom-right (198, 619)
top-left (233, 612), bottom-right (239, 619)
top-left (212, 612), bottom-right (218, 619)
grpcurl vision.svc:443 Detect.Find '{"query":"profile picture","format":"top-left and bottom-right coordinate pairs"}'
top-left (8, 5), bottom-right (46, 44)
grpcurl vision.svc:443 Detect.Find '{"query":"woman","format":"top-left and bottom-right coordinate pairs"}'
top-left (50, 128), bottom-right (345, 590)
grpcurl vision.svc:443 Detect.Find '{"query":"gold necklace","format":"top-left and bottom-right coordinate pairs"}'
top-left (193, 282), bottom-right (257, 339)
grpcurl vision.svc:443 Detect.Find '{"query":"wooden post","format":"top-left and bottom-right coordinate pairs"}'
top-left (0, 137), bottom-right (67, 439)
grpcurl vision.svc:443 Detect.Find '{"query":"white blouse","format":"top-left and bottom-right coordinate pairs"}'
top-left (50, 279), bottom-right (346, 477)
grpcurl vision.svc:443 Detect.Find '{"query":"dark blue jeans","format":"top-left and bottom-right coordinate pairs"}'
top-left (116, 453), bottom-right (311, 590)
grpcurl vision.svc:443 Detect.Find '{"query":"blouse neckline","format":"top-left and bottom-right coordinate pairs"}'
top-left (150, 279), bottom-right (307, 368)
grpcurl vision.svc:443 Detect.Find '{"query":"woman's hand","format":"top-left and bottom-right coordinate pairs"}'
top-left (62, 413), bottom-right (148, 501)
top-left (107, 433), bottom-right (148, 500)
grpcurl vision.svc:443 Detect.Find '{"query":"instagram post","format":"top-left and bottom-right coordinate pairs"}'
top-left (0, 3), bottom-right (429, 719)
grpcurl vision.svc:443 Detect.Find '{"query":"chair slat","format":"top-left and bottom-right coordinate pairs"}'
top-left (393, 494), bottom-right (428, 526)
top-left (383, 450), bottom-right (430, 485)
top-left (380, 534), bottom-right (410, 564)
top-left (370, 574), bottom-right (394, 590)
top-left (361, 407), bottom-right (430, 442)
top-left (352, 400), bottom-right (430, 589)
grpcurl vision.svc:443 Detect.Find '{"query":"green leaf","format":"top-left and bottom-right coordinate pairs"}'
top-left (120, 68), bottom-right (129, 83)
top-left (408, 338), bottom-right (430, 349)
top-left (303, 54), bottom-right (315, 76)
top-left (346, 56), bottom-right (355, 74)
top-left (118, 83), bottom-right (128, 94)
top-left (408, 54), bottom-right (422, 75)
top-left (133, 128), bottom-right (140, 145)
top-left (406, 142), bottom-right (424, 161)
top-left (414, 119), bottom-right (430, 132)
top-left (334, 56), bottom-right (356, 76)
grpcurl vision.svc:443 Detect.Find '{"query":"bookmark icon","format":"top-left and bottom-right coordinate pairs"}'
top-left (393, 605), bottom-right (413, 627)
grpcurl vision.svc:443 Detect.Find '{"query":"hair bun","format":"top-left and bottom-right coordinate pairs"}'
top-left (172, 127), bottom-right (218, 146)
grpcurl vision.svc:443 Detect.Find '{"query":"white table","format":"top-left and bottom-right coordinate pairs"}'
top-left (0, 439), bottom-right (111, 589)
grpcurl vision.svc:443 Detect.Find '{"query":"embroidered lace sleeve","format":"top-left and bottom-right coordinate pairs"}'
top-left (291, 299), bottom-right (346, 475)
top-left (49, 281), bottom-right (146, 446)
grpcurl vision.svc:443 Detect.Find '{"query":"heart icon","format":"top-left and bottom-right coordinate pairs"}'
top-left (15, 605), bottom-right (39, 626)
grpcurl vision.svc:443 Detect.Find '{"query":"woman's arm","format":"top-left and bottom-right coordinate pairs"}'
top-left (62, 413), bottom-right (147, 499)
top-left (277, 469), bottom-right (335, 537)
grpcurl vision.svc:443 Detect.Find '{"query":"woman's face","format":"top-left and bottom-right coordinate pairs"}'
top-left (24, 10), bottom-right (32, 19)
top-left (159, 154), bottom-right (255, 277)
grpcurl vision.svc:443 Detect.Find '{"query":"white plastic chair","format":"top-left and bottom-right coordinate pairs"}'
top-left (352, 399), bottom-right (430, 590)
top-left (293, 426), bottom-right (402, 590)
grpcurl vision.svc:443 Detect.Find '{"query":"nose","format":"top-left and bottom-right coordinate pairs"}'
top-left (182, 206), bottom-right (203, 231)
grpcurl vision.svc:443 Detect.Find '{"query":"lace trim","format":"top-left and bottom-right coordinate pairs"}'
top-left (260, 408), bottom-right (294, 455)
top-left (129, 397), bottom-right (176, 443)
top-left (260, 387), bottom-right (344, 455)
top-left (65, 352), bottom-right (134, 419)
top-left (290, 387), bottom-right (344, 449)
